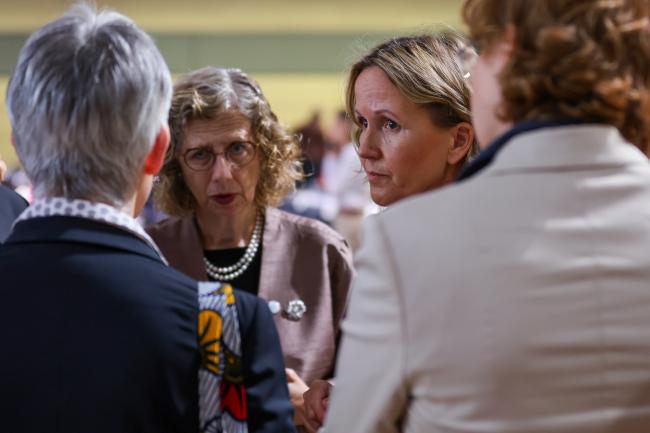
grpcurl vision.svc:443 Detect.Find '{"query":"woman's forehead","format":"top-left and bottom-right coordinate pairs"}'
top-left (354, 66), bottom-right (420, 118)
top-left (184, 112), bottom-right (252, 146)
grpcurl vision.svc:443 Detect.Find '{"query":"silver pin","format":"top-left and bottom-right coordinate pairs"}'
top-left (285, 299), bottom-right (307, 321)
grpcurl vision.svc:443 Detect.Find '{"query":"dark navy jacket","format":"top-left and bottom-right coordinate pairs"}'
top-left (0, 184), bottom-right (28, 242)
top-left (0, 216), bottom-right (295, 433)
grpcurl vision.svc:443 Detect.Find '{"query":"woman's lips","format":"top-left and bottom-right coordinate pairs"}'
top-left (366, 171), bottom-right (389, 184)
top-left (212, 194), bottom-right (236, 205)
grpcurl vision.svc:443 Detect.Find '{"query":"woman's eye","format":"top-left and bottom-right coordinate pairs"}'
top-left (230, 143), bottom-right (246, 155)
top-left (385, 119), bottom-right (399, 130)
top-left (357, 117), bottom-right (368, 129)
top-left (189, 148), bottom-right (211, 160)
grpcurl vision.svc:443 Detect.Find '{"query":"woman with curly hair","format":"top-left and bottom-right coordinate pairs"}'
top-left (322, 1), bottom-right (650, 432)
top-left (147, 67), bottom-right (354, 429)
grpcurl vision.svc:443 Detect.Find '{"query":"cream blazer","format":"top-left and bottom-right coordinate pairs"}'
top-left (325, 125), bottom-right (650, 433)
top-left (147, 207), bottom-right (354, 384)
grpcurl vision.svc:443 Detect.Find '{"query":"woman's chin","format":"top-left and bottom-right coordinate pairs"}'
top-left (370, 189), bottom-right (397, 207)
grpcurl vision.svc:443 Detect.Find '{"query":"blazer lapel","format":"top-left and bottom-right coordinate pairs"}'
top-left (175, 217), bottom-right (208, 281)
top-left (258, 207), bottom-right (289, 302)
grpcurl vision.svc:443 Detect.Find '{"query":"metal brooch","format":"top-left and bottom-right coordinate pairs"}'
top-left (284, 299), bottom-right (307, 321)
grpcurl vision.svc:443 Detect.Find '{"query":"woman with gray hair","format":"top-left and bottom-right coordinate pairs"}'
top-left (2, 5), bottom-right (296, 433)
top-left (147, 66), bottom-right (354, 429)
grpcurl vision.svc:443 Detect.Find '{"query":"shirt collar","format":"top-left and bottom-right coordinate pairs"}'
top-left (457, 119), bottom-right (585, 182)
top-left (14, 197), bottom-right (168, 265)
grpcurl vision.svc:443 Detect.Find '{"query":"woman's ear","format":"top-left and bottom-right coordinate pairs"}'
top-left (144, 125), bottom-right (170, 175)
top-left (447, 122), bottom-right (474, 165)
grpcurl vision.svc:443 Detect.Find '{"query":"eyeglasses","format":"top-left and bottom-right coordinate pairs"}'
top-left (457, 44), bottom-right (479, 79)
top-left (182, 141), bottom-right (256, 171)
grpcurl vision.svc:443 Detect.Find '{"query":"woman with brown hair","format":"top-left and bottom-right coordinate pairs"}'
top-left (146, 66), bottom-right (354, 430)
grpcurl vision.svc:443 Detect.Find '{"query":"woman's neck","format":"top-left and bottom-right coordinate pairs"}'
top-left (196, 205), bottom-right (259, 250)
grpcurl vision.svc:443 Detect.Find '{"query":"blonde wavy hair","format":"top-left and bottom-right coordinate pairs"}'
top-left (462, 0), bottom-right (650, 151)
top-left (346, 32), bottom-right (480, 162)
top-left (155, 67), bottom-right (304, 215)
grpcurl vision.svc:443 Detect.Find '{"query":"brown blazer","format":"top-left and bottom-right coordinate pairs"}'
top-left (147, 207), bottom-right (354, 384)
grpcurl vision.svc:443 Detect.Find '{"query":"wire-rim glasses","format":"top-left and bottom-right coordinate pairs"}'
top-left (182, 141), bottom-right (257, 171)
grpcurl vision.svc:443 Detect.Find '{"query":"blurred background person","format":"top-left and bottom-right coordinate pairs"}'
top-left (297, 111), bottom-right (326, 184)
top-left (321, 110), bottom-right (375, 250)
top-left (147, 66), bottom-right (354, 430)
top-left (279, 112), bottom-right (336, 223)
top-left (284, 109), bottom-right (376, 249)
top-left (303, 31), bottom-right (477, 432)
top-left (324, 0), bottom-right (650, 432)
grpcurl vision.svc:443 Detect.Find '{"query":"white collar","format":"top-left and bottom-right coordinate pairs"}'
top-left (14, 197), bottom-right (167, 264)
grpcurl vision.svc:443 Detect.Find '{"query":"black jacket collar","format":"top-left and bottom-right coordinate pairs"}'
top-left (6, 216), bottom-right (164, 264)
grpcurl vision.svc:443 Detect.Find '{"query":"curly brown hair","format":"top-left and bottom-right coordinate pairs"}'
top-left (155, 67), bottom-right (304, 215)
top-left (346, 32), bottom-right (480, 162)
top-left (462, 0), bottom-right (650, 151)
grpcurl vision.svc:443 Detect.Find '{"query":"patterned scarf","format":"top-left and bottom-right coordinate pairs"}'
top-left (198, 282), bottom-right (248, 433)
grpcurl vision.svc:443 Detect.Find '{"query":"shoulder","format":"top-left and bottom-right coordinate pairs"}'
top-left (268, 208), bottom-right (354, 272)
top-left (361, 181), bottom-right (483, 277)
top-left (377, 179), bottom-right (481, 235)
top-left (146, 216), bottom-right (187, 239)
top-left (119, 247), bottom-right (199, 304)
top-left (267, 207), bottom-right (348, 249)
top-left (146, 216), bottom-right (198, 254)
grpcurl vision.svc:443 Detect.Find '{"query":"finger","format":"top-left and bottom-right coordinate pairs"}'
top-left (285, 368), bottom-right (297, 382)
top-left (303, 413), bottom-right (321, 433)
top-left (309, 383), bottom-right (330, 422)
top-left (312, 398), bottom-right (327, 424)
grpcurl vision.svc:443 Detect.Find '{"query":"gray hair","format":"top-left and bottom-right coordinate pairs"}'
top-left (6, 3), bottom-right (172, 206)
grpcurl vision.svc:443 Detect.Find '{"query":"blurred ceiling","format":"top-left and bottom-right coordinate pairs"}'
top-left (0, 0), bottom-right (464, 33)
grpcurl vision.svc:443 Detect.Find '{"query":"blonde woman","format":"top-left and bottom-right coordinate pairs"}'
top-left (303, 31), bottom-right (478, 432)
top-left (349, 32), bottom-right (478, 207)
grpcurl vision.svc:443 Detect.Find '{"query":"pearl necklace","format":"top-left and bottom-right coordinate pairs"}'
top-left (203, 213), bottom-right (263, 281)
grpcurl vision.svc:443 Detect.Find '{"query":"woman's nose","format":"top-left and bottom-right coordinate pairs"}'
top-left (357, 129), bottom-right (381, 160)
top-left (210, 154), bottom-right (234, 181)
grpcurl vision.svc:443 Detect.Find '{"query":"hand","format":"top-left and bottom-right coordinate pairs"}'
top-left (286, 368), bottom-right (309, 426)
top-left (303, 379), bottom-right (333, 433)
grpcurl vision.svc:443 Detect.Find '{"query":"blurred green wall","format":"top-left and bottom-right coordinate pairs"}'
top-left (0, 0), bottom-right (464, 167)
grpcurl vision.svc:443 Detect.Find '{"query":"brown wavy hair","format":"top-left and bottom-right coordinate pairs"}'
top-left (155, 66), bottom-right (304, 215)
top-left (346, 32), bottom-right (480, 162)
top-left (462, 0), bottom-right (650, 151)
